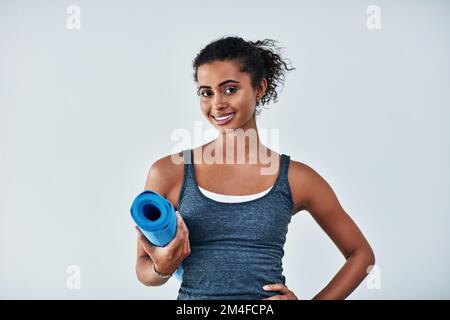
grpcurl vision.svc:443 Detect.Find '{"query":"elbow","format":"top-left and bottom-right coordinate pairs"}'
top-left (135, 266), bottom-right (146, 286)
top-left (360, 245), bottom-right (376, 270)
top-left (368, 247), bottom-right (376, 267)
top-left (136, 272), bottom-right (155, 287)
top-left (135, 262), bottom-right (164, 287)
top-left (348, 245), bottom-right (376, 269)
top-left (135, 264), bottom-right (154, 287)
top-left (370, 249), bottom-right (375, 266)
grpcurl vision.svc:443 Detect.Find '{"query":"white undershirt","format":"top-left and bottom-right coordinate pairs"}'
top-left (197, 185), bottom-right (273, 203)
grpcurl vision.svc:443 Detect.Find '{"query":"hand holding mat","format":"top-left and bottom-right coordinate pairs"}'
top-left (131, 190), bottom-right (188, 281)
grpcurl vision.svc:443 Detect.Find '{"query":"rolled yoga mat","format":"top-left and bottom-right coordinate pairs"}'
top-left (130, 190), bottom-right (184, 281)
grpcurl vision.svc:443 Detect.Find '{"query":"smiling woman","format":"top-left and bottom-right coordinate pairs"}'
top-left (194, 37), bottom-right (295, 120)
top-left (135, 35), bottom-right (375, 301)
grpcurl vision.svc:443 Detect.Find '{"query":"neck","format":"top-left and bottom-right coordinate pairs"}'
top-left (205, 116), bottom-right (270, 165)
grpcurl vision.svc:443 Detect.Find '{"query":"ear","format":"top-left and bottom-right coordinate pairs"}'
top-left (258, 78), bottom-right (268, 97)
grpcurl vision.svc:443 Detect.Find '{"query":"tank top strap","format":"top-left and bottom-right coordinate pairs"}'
top-left (273, 154), bottom-right (293, 207)
top-left (182, 148), bottom-right (194, 177)
top-left (279, 154), bottom-right (291, 183)
top-left (177, 149), bottom-right (194, 209)
top-left (183, 148), bottom-right (192, 164)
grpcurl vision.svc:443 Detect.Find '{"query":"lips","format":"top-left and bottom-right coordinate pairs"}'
top-left (211, 112), bottom-right (235, 125)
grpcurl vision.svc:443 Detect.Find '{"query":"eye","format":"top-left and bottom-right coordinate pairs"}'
top-left (199, 90), bottom-right (212, 97)
top-left (225, 87), bottom-right (238, 95)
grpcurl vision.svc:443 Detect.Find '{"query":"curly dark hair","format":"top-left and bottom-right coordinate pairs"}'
top-left (192, 36), bottom-right (296, 115)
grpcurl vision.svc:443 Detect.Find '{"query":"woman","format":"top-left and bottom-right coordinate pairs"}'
top-left (135, 36), bottom-right (375, 300)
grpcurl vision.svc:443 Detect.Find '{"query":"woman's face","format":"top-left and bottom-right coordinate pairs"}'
top-left (196, 60), bottom-right (266, 133)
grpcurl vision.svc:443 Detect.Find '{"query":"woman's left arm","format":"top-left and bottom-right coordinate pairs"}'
top-left (264, 161), bottom-right (375, 300)
top-left (295, 161), bottom-right (376, 299)
top-left (263, 161), bottom-right (376, 300)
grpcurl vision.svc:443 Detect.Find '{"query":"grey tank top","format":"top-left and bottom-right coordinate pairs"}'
top-left (177, 149), bottom-right (294, 300)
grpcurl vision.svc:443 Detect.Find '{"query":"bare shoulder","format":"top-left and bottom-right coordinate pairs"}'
top-left (288, 159), bottom-right (337, 216)
top-left (144, 151), bottom-right (185, 210)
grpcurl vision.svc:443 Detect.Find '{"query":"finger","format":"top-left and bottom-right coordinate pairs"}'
top-left (178, 229), bottom-right (191, 259)
top-left (175, 212), bottom-right (185, 236)
top-left (168, 213), bottom-right (181, 242)
top-left (176, 211), bottom-right (189, 234)
top-left (169, 234), bottom-right (187, 267)
top-left (182, 236), bottom-right (190, 256)
top-left (139, 233), bottom-right (156, 255)
top-left (186, 236), bottom-right (191, 254)
top-left (165, 215), bottom-right (186, 250)
top-left (263, 284), bottom-right (290, 295)
top-left (176, 212), bottom-right (189, 240)
top-left (135, 225), bottom-right (143, 236)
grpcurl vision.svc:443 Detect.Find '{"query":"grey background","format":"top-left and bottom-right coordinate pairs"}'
top-left (1, 0), bottom-right (449, 299)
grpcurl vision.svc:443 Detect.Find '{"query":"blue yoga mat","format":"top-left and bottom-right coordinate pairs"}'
top-left (130, 190), bottom-right (184, 281)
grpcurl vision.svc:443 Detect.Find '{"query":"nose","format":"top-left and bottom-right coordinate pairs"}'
top-left (212, 93), bottom-right (228, 110)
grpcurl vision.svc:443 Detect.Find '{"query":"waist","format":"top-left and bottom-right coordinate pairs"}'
top-left (177, 250), bottom-right (286, 300)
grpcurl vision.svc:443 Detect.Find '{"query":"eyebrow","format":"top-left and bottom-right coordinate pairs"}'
top-left (197, 79), bottom-right (240, 92)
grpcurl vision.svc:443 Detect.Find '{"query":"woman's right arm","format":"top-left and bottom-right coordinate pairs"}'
top-left (135, 157), bottom-right (190, 287)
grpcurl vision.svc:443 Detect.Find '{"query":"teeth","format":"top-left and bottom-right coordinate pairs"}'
top-left (214, 113), bottom-right (234, 121)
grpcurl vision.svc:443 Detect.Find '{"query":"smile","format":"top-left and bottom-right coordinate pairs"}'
top-left (211, 112), bottom-right (235, 125)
